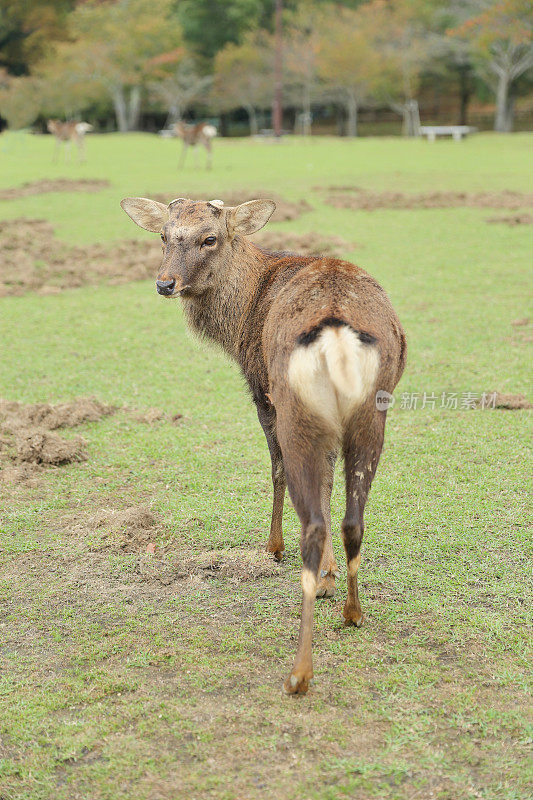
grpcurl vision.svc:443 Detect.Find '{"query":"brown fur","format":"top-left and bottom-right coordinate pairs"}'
top-left (47, 120), bottom-right (92, 162)
top-left (120, 196), bottom-right (406, 694)
top-left (172, 122), bottom-right (216, 170)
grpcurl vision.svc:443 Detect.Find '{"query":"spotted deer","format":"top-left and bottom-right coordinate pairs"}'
top-left (120, 195), bottom-right (406, 694)
top-left (172, 122), bottom-right (216, 170)
top-left (47, 120), bottom-right (93, 162)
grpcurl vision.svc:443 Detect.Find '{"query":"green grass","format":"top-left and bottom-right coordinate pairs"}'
top-left (0, 131), bottom-right (532, 800)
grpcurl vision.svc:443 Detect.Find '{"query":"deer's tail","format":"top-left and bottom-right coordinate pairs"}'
top-left (287, 319), bottom-right (380, 433)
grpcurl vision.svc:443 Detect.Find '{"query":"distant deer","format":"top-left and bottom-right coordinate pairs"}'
top-left (171, 121), bottom-right (216, 170)
top-left (47, 120), bottom-right (93, 163)
top-left (120, 195), bottom-right (406, 694)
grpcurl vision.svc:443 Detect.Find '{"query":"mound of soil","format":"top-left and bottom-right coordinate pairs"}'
top-left (137, 546), bottom-right (282, 585)
top-left (91, 507), bottom-right (159, 552)
top-left (486, 214), bottom-right (533, 226)
top-left (0, 218), bottom-right (160, 296)
top-left (147, 191), bottom-right (311, 222)
top-left (489, 392), bottom-right (532, 410)
top-left (320, 187), bottom-right (533, 211)
top-left (16, 429), bottom-right (87, 465)
top-left (0, 397), bottom-right (116, 433)
top-left (125, 407), bottom-right (183, 425)
top-left (0, 179), bottom-right (110, 200)
top-left (252, 230), bottom-right (352, 257)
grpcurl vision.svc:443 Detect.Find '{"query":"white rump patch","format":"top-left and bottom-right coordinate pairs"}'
top-left (287, 325), bottom-right (379, 433)
top-left (203, 125), bottom-right (217, 138)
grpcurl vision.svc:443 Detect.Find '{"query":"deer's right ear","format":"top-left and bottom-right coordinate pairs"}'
top-left (120, 197), bottom-right (169, 232)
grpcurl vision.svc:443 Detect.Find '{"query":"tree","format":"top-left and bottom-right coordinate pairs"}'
top-left (213, 34), bottom-right (272, 134)
top-left (57, 0), bottom-right (182, 131)
top-left (150, 58), bottom-right (213, 126)
top-left (450, 0), bottom-right (533, 132)
top-left (0, 70), bottom-right (41, 128)
top-left (317, 3), bottom-right (392, 137)
top-left (0, 0), bottom-right (75, 76)
top-left (370, 0), bottom-right (432, 136)
top-left (284, 1), bottom-right (323, 135)
top-left (177, 0), bottom-right (269, 65)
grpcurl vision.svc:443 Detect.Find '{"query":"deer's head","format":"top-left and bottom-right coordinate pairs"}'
top-left (120, 197), bottom-right (275, 297)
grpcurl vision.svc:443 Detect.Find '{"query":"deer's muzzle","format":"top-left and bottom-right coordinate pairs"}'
top-left (156, 278), bottom-right (176, 296)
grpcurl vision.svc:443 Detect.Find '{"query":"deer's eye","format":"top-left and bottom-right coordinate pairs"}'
top-left (203, 235), bottom-right (217, 247)
top-left (160, 233), bottom-right (166, 242)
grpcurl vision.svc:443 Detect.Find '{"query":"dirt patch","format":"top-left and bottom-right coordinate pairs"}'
top-left (479, 392), bottom-right (532, 410)
top-left (0, 218), bottom-right (160, 296)
top-left (0, 178), bottom-right (110, 200)
top-left (511, 318), bottom-right (530, 327)
top-left (486, 213), bottom-right (533, 226)
top-left (125, 407), bottom-right (183, 425)
top-left (252, 230), bottom-right (353, 257)
top-left (16, 429), bottom-right (87, 465)
top-left (91, 507), bottom-right (159, 552)
top-left (0, 397), bottom-right (116, 434)
top-left (147, 191), bottom-right (311, 222)
top-left (136, 546), bottom-right (282, 585)
top-left (319, 186), bottom-right (533, 211)
top-left (0, 397), bottom-right (117, 480)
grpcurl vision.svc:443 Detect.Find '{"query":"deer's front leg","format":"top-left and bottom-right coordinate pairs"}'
top-left (256, 402), bottom-right (285, 560)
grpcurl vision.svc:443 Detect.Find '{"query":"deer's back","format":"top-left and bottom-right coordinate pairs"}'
top-left (248, 255), bottom-right (405, 399)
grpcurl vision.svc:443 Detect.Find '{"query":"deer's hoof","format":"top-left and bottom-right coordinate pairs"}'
top-left (316, 569), bottom-right (337, 598)
top-left (342, 605), bottom-right (365, 627)
top-left (266, 545), bottom-right (285, 562)
top-left (284, 669), bottom-right (313, 695)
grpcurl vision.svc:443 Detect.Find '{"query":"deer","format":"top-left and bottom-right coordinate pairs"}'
top-left (47, 120), bottom-right (93, 163)
top-left (171, 121), bottom-right (217, 170)
top-left (120, 195), bottom-right (406, 694)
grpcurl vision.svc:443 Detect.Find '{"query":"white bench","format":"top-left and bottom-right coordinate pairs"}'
top-left (419, 125), bottom-right (477, 142)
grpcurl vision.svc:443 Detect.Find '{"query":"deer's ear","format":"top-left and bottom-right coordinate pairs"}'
top-left (120, 197), bottom-right (169, 232)
top-left (226, 199), bottom-right (276, 237)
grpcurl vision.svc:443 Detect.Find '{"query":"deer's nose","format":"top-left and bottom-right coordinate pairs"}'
top-left (156, 278), bottom-right (176, 296)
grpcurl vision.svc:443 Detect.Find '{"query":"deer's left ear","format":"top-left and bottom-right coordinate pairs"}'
top-left (226, 199), bottom-right (276, 237)
top-left (120, 197), bottom-right (169, 232)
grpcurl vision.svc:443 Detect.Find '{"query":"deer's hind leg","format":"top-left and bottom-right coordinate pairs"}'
top-left (316, 449), bottom-right (339, 598)
top-left (341, 414), bottom-right (385, 627)
top-left (276, 406), bottom-right (334, 694)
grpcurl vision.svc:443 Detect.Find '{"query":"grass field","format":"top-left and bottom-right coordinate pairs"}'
top-left (0, 131), bottom-right (531, 800)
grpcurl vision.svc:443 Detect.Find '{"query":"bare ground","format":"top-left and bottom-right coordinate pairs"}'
top-left (252, 229), bottom-right (353, 256)
top-left (0, 178), bottom-right (110, 200)
top-left (0, 218), bottom-right (160, 296)
top-left (318, 186), bottom-right (533, 211)
top-left (486, 213), bottom-right (533, 226)
top-left (0, 218), bottom-right (351, 296)
top-left (0, 398), bottom-right (182, 484)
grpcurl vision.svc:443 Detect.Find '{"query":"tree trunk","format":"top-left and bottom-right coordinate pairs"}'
top-left (458, 65), bottom-right (471, 126)
top-left (495, 71), bottom-right (510, 132)
top-left (402, 100), bottom-right (420, 137)
top-left (245, 104), bottom-right (258, 136)
top-left (112, 86), bottom-right (128, 132)
top-left (504, 94), bottom-right (515, 132)
top-left (346, 93), bottom-right (358, 137)
top-left (302, 82), bottom-right (312, 136)
top-left (336, 105), bottom-right (345, 136)
top-left (127, 86), bottom-right (142, 131)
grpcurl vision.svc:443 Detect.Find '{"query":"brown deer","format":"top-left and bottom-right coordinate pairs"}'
top-left (47, 120), bottom-right (93, 162)
top-left (171, 122), bottom-right (216, 170)
top-left (120, 195), bottom-right (406, 694)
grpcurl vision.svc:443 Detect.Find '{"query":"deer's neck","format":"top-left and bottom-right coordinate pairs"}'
top-left (181, 237), bottom-right (269, 361)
